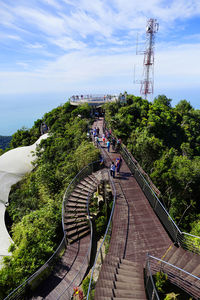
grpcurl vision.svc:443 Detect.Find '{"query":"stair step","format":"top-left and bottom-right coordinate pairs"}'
top-left (82, 178), bottom-right (97, 189)
top-left (66, 207), bottom-right (87, 213)
top-left (167, 247), bottom-right (184, 266)
top-left (101, 264), bottom-right (137, 277)
top-left (104, 255), bottom-right (120, 266)
top-left (117, 268), bottom-right (140, 278)
top-left (76, 183), bottom-right (95, 193)
top-left (113, 288), bottom-right (146, 298)
top-left (190, 264), bottom-right (200, 277)
top-left (66, 225), bottom-right (89, 238)
top-left (95, 287), bottom-right (113, 298)
top-left (99, 271), bottom-right (142, 284)
top-left (160, 245), bottom-right (177, 262)
top-left (173, 250), bottom-right (192, 270)
top-left (67, 228), bottom-right (90, 244)
top-left (65, 212), bottom-right (86, 218)
top-left (64, 220), bottom-right (88, 231)
top-left (119, 263), bottom-right (143, 273)
top-left (66, 198), bottom-right (87, 207)
top-left (85, 175), bottom-right (99, 185)
top-left (184, 256), bottom-right (200, 273)
top-left (121, 259), bottom-right (142, 268)
top-left (95, 287), bottom-right (146, 298)
top-left (115, 280), bottom-right (145, 291)
top-left (96, 279), bottom-right (144, 292)
top-left (71, 190), bottom-right (89, 197)
top-left (64, 216), bottom-right (86, 225)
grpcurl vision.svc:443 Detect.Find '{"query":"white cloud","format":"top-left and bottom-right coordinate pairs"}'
top-left (49, 36), bottom-right (86, 50)
top-left (0, 40), bottom-right (199, 96)
top-left (26, 43), bottom-right (44, 49)
top-left (13, 6), bottom-right (66, 37)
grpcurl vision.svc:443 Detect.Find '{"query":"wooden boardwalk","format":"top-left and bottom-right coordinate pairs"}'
top-left (93, 117), bottom-right (173, 299)
top-left (93, 117), bottom-right (172, 264)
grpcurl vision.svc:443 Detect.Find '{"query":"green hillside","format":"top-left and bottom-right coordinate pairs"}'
top-left (0, 136), bottom-right (12, 150)
top-left (1, 94), bottom-right (200, 298)
top-left (0, 101), bottom-right (99, 299)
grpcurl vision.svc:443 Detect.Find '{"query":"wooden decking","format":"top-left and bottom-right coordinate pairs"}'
top-left (94, 117), bottom-right (172, 264)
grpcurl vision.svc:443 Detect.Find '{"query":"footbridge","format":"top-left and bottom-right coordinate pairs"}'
top-left (3, 118), bottom-right (200, 300)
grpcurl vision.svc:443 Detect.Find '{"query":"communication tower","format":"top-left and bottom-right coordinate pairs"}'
top-left (139, 18), bottom-right (159, 99)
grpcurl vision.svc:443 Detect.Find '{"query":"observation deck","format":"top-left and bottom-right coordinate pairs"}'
top-left (70, 94), bottom-right (123, 107)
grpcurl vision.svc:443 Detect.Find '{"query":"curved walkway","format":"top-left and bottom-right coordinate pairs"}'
top-left (0, 134), bottom-right (48, 266)
top-left (93, 117), bottom-right (172, 263)
top-left (93, 118), bottom-right (174, 299)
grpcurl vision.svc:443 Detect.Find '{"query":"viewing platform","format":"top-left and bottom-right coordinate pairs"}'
top-left (70, 94), bottom-right (125, 107)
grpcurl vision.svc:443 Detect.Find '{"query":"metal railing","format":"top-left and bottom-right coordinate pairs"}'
top-left (147, 255), bottom-right (200, 300)
top-left (119, 144), bottom-right (200, 254)
top-left (70, 94), bottom-right (119, 103)
top-left (4, 161), bottom-right (100, 300)
top-left (86, 171), bottom-right (116, 300)
top-left (145, 257), bottom-right (160, 300)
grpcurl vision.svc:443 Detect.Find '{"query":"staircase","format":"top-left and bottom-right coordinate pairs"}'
top-left (64, 173), bottom-right (100, 244)
top-left (95, 254), bottom-right (146, 300)
top-left (30, 172), bottom-right (101, 299)
top-left (149, 245), bottom-right (200, 299)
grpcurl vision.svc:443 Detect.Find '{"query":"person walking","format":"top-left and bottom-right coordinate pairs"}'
top-left (102, 133), bottom-right (106, 144)
top-left (116, 156), bottom-right (122, 174)
top-left (110, 162), bottom-right (116, 178)
top-left (112, 137), bottom-right (116, 151)
top-left (107, 140), bottom-right (110, 152)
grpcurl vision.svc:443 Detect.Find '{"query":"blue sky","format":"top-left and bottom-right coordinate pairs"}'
top-left (0, 0), bottom-right (200, 135)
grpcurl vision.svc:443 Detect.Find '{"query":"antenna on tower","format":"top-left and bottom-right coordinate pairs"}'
top-left (137, 18), bottom-right (159, 100)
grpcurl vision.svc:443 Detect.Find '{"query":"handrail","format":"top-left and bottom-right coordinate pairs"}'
top-left (145, 257), bottom-right (160, 300)
top-left (148, 254), bottom-right (200, 280)
top-left (120, 144), bottom-right (181, 237)
top-left (3, 237), bottom-right (66, 300)
top-left (4, 160), bottom-right (100, 300)
top-left (62, 161), bottom-right (100, 241)
top-left (147, 254), bottom-right (200, 299)
top-left (118, 143), bottom-right (200, 254)
top-left (56, 191), bottom-right (93, 300)
top-left (86, 171), bottom-right (116, 299)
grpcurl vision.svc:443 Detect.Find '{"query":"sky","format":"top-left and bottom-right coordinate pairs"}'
top-left (0, 0), bottom-right (200, 135)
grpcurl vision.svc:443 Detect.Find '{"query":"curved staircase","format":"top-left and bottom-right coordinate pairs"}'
top-left (30, 172), bottom-right (101, 299)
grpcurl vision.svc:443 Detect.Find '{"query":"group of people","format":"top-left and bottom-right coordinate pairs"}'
top-left (102, 130), bottom-right (121, 153)
top-left (90, 124), bottom-right (123, 177)
top-left (110, 156), bottom-right (122, 178)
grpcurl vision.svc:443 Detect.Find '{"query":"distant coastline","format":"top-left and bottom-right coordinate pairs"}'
top-left (0, 136), bottom-right (12, 150)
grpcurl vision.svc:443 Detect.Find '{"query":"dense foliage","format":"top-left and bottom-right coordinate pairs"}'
top-left (0, 102), bottom-right (99, 299)
top-left (0, 136), bottom-right (12, 151)
top-left (104, 95), bottom-right (200, 234)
